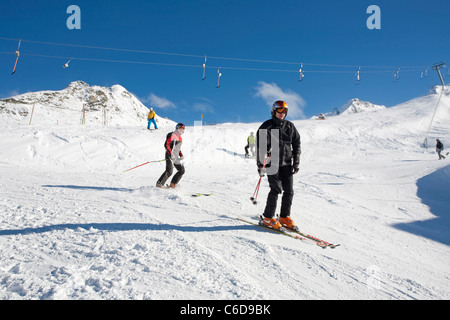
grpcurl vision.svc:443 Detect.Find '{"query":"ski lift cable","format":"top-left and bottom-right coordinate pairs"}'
top-left (0, 36), bottom-right (428, 70)
top-left (0, 51), bottom-right (427, 76)
top-left (0, 51), bottom-right (430, 75)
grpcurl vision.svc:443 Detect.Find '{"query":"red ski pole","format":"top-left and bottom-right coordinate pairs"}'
top-left (250, 153), bottom-right (270, 205)
top-left (251, 178), bottom-right (262, 205)
top-left (123, 159), bottom-right (165, 173)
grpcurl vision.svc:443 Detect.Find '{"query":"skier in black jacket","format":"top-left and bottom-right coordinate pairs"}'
top-left (436, 139), bottom-right (446, 160)
top-left (256, 100), bottom-right (301, 230)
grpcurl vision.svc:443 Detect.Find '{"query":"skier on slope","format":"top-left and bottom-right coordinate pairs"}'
top-left (156, 123), bottom-right (185, 189)
top-left (436, 139), bottom-right (446, 160)
top-left (147, 107), bottom-right (158, 130)
top-left (256, 100), bottom-right (301, 231)
top-left (245, 132), bottom-right (256, 158)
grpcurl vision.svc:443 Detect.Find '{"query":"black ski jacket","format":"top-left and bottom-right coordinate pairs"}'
top-left (256, 117), bottom-right (301, 169)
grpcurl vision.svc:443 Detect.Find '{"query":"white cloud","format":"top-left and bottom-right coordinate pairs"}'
top-left (254, 81), bottom-right (307, 119)
top-left (193, 97), bottom-right (215, 113)
top-left (0, 89), bottom-right (21, 99)
top-left (144, 93), bottom-right (176, 109)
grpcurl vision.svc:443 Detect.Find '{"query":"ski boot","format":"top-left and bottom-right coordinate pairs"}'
top-left (261, 217), bottom-right (284, 231)
top-left (279, 216), bottom-right (298, 231)
top-left (156, 182), bottom-right (166, 189)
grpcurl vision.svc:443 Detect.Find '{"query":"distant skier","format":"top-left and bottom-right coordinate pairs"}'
top-left (147, 107), bottom-right (158, 130)
top-left (256, 100), bottom-right (301, 231)
top-left (245, 132), bottom-right (256, 157)
top-left (436, 139), bottom-right (446, 160)
top-left (156, 123), bottom-right (185, 189)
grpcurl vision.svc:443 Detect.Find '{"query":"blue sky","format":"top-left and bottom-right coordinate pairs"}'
top-left (0, 0), bottom-right (449, 125)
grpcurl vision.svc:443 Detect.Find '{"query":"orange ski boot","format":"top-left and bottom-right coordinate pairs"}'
top-left (279, 216), bottom-right (298, 231)
top-left (262, 217), bottom-right (283, 231)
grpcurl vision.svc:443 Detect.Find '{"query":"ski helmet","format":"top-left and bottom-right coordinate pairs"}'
top-left (271, 100), bottom-right (288, 117)
top-left (176, 123), bottom-right (185, 130)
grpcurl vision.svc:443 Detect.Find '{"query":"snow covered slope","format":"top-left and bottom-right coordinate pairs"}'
top-left (0, 86), bottom-right (449, 300)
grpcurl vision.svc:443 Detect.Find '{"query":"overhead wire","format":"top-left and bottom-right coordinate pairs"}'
top-left (0, 36), bottom-right (427, 72)
top-left (0, 51), bottom-right (425, 75)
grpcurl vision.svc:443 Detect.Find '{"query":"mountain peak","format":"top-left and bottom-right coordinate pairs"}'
top-left (68, 80), bottom-right (90, 88)
top-left (0, 81), bottom-right (174, 127)
top-left (315, 98), bottom-right (386, 119)
top-left (339, 98), bottom-right (386, 115)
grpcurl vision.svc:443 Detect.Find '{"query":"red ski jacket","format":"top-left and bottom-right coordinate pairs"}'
top-left (164, 131), bottom-right (183, 158)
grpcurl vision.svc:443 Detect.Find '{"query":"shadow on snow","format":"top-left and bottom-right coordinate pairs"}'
top-left (0, 222), bottom-right (255, 236)
top-left (42, 184), bottom-right (136, 192)
top-left (392, 164), bottom-right (450, 246)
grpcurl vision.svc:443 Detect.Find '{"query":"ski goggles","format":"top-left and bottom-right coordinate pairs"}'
top-left (275, 107), bottom-right (288, 114)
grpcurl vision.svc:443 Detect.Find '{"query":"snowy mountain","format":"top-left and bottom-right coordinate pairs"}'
top-left (0, 81), bottom-right (175, 128)
top-left (336, 98), bottom-right (386, 115)
top-left (315, 98), bottom-right (386, 119)
top-left (0, 85), bottom-right (449, 300)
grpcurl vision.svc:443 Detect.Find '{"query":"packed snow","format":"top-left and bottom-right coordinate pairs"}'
top-left (0, 84), bottom-right (449, 300)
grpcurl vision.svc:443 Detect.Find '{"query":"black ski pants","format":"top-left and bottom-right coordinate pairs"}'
top-left (263, 165), bottom-right (294, 219)
top-left (157, 158), bottom-right (185, 186)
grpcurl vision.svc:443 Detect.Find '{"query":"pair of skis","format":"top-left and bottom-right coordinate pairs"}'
top-left (191, 193), bottom-right (213, 197)
top-left (155, 186), bottom-right (213, 197)
top-left (237, 216), bottom-right (339, 249)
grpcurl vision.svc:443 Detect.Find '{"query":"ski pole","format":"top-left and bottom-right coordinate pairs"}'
top-left (250, 152), bottom-right (270, 205)
top-left (123, 159), bottom-right (165, 173)
top-left (251, 177), bottom-right (262, 205)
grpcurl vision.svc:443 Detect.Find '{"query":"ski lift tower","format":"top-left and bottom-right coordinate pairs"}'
top-left (432, 62), bottom-right (446, 86)
top-left (423, 61), bottom-right (446, 148)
